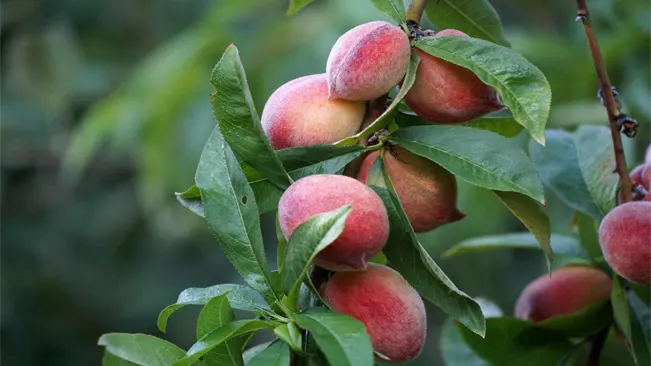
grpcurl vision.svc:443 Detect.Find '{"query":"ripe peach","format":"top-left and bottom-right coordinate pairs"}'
top-left (326, 21), bottom-right (411, 101)
top-left (260, 74), bottom-right (366, 149)
top-left (630, 163), bottom-right (651, 188)
top-left (599, 201), bottom-right (651, 284)
top-left (515, 266), bottom-right (612, 322)
top-left (277, 174), bottom-right (389, 271)
top-left (404, 29), bottom-right (503, 123)
top-left (321, 263), bottom-right (426, 363)
top-left (357, 147), bottom-right (465, 232)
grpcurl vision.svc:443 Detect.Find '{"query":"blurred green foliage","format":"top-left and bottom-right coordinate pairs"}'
top-left (1, 0), bottom-right (649, 365)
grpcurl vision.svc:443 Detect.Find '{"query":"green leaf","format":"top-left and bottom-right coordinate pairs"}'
top-left (242, 342), bottom-right (272, 364)
top-left (529, 130), bottom-right (602, 220)
top-left (248, 340), bottom-right (290, 366)
top-left (463, 116), bottom-right (523, 137)
top-left (370, 0), bottom-right (405, 23)
top-left (369, 251), bottom-right (387, 265)
top-left (195, 125), bottom-right (279, 303)
top-left (576, 212), bottom-right (604, 264)
top-left (443, 232), bottom-right (586, 259)
top-left (197, 294), bottom-right (233, 338)
top-left (336, 52), bottom-right (420, 147)
top-left (493, 191), bottom-right (552, 264)
top-left (103, 352), bottom-right (139, 366)
top-left (178, 146), bottom-right (362, 217)
top-left (291, 308), bottom-right (374, 366)
top-left (210, 45), bottom-right (290, 189)
top-left (173, 320), bottom-right (276, 366)
top-left (276, 145), bottom-right (364, 171)
top-left (157, 284), bottom-right (270, 333)
top-left (175, 186), bottom-right (204, 218)
top-left (274, 323), bottom-right (303, 352)
top-left (573, 125), bottom-right (618, 215)
top-left (415, 37), bottom-right (551, 144)
top-left (458, 317), bottom-right (573, 366)
top-left (396, 112), bottom-right (523, 138)
top-left (440, 319), bottom-right (489, 366)
top-left (628, 291), bottom-right (651, 366)
top-left (612, 276), bottom-right (651, 365)
top-left (371, 180), bottom-right (485, 336)
top-left (425, 0), bottom-right (509, 46)
top-left (612, 276), bottom-right (638, 364)
top-left (286, 0), bottom-right (317, 16)
top-left (98, 334), bottom-right (186, 366)
top-left (197, 294), bottom-right (246, 366)
top-left (389, 125), bottom-right (544, 203)
top-left (280, 205), bottom-right (352, 308)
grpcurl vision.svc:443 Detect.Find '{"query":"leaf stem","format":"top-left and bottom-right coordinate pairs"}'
top-left (406, 0), bottom-right (427, 23)
top-left (575, 0), bottom-right (633, 203)
top-left (586, 326), bottom-right (609, 366)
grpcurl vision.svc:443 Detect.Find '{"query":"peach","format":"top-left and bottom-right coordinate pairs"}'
top-left (326, 21), bottom-right (411, 101)
top-left (515, 266), bottom-right (612, 323)
top-left (598, 201), bottom-right (651, 284)
top-left (630, 163), bottom-right (651, 188)
top-left (404, 29), bottom-right (503, 123)
top-left (260, 74), bottom-right (366, 149)
top-left (277, 174), bottom-right (389, 271)
top-left (321, 263), bottom-right (426, 363)
top-left (357, 147), bottom-right (464, 232)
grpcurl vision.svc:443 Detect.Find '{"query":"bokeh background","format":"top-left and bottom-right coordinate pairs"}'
top-left (2, 0), bottom-right (649, 364)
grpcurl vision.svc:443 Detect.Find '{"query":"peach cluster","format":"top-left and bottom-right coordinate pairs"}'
top-left (265, 20), bottom-right (507, 362)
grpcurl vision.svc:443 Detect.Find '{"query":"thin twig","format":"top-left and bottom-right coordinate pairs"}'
top-left (586, 326), bottom-right (610, 366)
top-left (575, 0), bottom-right (633, 203)
top-left (406, 0), bottom-right (427, 23)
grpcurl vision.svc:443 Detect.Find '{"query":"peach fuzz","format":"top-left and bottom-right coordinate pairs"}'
top-left (357, 147), bottom-right (464, 232)
top-left (599, 201), bottom-right (651, 284)
top-left (515, 266), bottom-right (612, 323)
top-left (260, 74), bottom-right (365, 149)
top-left (326, 21), bottom-right (411, 101)
top-left (404, 29), bottom-right (503, 123)
top-left (321, 263), bottom-right (427, 363)
top-left (277, 174), bottom-right (389, 271)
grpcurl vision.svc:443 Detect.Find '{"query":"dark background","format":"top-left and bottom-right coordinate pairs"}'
top-left (2, 0), bottom-right (649, 364)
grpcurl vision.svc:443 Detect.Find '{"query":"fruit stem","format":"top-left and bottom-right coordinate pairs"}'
top-left (406, 0), bottom-right (427, 24)
top-left (575, 0), bottom-right (634, 203)
top-left (586, 326), bottom-right (609, 366)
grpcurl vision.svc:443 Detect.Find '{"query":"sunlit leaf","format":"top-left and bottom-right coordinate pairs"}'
top-left (415, 36), bottom-right (551, 144)
top-left (390, 125), bottom-right (544, 202)
top-left (210, 45), bottom-right (291, 189)
top-left (157, 283), bottom-right (270, 333)
top-left (195, 126), bottom-right (279, 303)
top-left (98, 334), bottom-right (186, 366)
top-left (291, 308), bottom-right (374, 366)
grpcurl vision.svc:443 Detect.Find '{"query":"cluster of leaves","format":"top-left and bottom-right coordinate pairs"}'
top-left (97, 0), bottom-right (650, 365)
